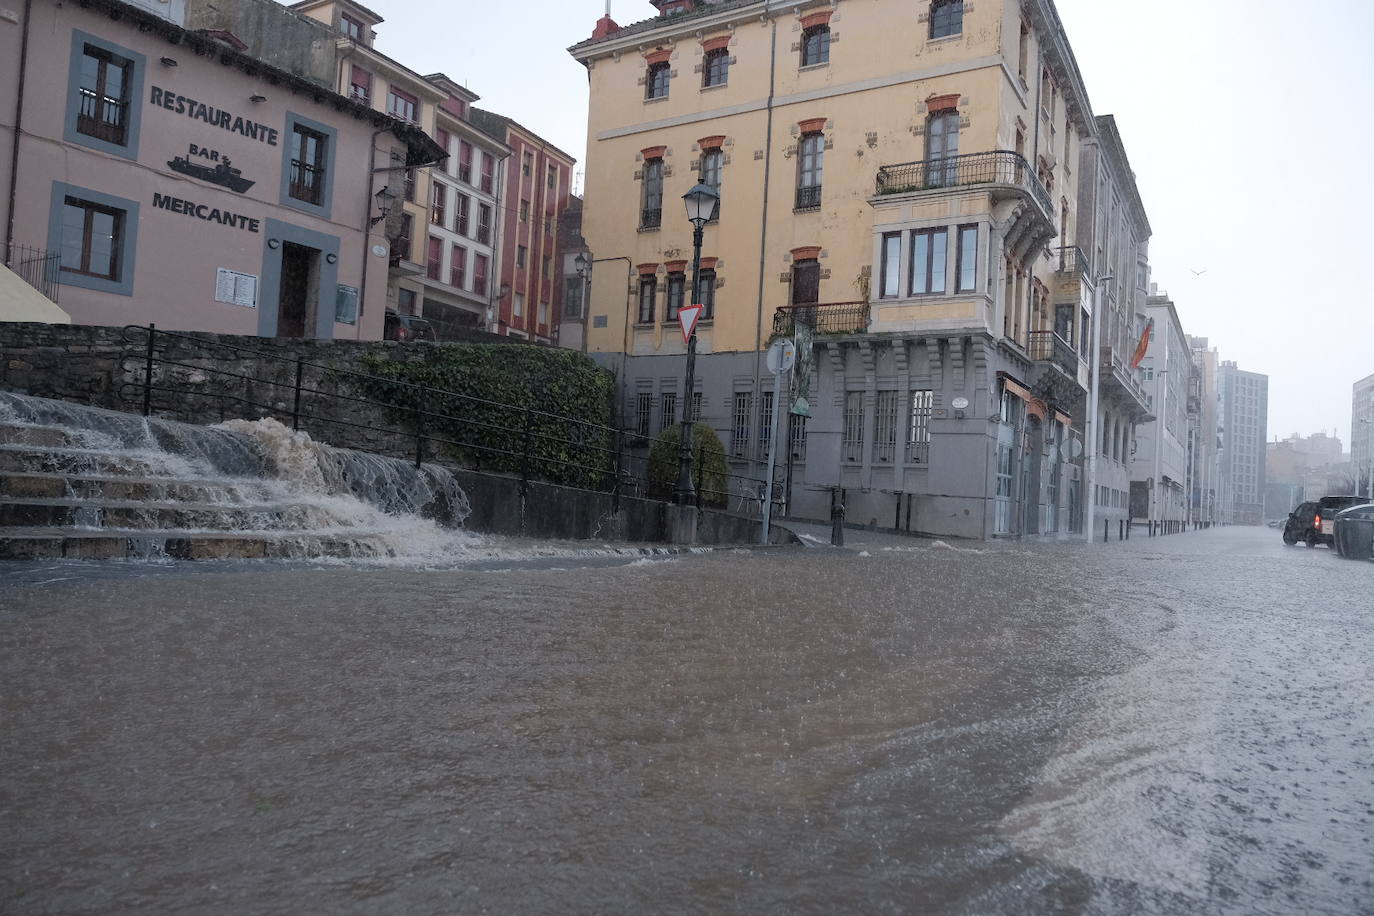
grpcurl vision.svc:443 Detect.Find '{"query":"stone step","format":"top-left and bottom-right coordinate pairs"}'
top-left (0, 444), bottom-right (169, 477)
top-left (0, 527), bottom-right (402, 561)
top-left (0, 497), bottom-right (356, 532)
top-left (0, 471), bottom-right (274, 503)
top-left (0, 423), bottom-right (76, 449)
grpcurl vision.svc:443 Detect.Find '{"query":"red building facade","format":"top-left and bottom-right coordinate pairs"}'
top-left (469, 110), bottom-right (575, 343)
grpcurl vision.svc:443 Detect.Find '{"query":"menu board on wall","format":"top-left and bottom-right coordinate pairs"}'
top-left (335, 285), bottom-right (359, 325)
top-left (215, 268), bottom-right (258, 308)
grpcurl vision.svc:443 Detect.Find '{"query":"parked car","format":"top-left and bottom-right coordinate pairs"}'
top-left (1332, 503), bottom-right (1374, 560)
top-left (384, 309), bottom-right (437, 343)
top-left (1282, 495), bottom-right (1367, 547)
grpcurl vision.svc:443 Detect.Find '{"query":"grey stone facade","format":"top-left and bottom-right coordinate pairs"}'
top-left (597, 328), bottom-right (1083, 541)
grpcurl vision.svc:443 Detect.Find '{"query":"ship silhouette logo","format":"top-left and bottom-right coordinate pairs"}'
top-left (168, 155), bottom-right (256, 194)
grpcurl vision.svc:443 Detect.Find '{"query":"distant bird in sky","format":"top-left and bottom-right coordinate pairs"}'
top-left (1190, 268), bottom-right (1208, 277)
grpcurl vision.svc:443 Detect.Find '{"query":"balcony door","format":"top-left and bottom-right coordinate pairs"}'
top-left (926, 111), bottom-right (960, 188)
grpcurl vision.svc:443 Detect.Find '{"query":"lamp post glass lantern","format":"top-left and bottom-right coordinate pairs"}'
top-left (675, 179), bottom-right (720, 505)
top-left (369, 185), bottom-right (397, 226)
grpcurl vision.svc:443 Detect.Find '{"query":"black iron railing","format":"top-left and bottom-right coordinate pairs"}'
top-left (5, 243), bottom-right (61, 303)
top-left (1027, 330), bottom-right (1078, 377)
top-left (77, 87), bottom-right (127, 144)
top-left (875, 150), bottom-right (1052, 216)
top-left (288, 162), bottom-right (323, 205)
top-left (116, 325), bottom-right (782, 515)
top-left (640, 207), bottom-right (662, 230)
top-left (773, 301), bottom-right (871, 337)
top-left (1055, 245), bottom-right (1087, 277)
top-left (794, 185), bottom-right (822, 211)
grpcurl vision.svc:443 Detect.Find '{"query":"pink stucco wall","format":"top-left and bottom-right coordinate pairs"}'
top-left (3, 1), bottom-right (395, 340)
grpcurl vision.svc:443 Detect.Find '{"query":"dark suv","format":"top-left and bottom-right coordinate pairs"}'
top-left (1282, 495), bottom-right (1366, 547)
top-left (384, 309), bottom-right (437, 343)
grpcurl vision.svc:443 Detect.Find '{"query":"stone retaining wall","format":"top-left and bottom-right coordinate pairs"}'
top-left (0, 321), bottom-right (541, 466)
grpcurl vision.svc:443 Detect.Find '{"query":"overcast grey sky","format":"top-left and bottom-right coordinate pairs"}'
top-left (369, 0), bottom-right (1374, 448)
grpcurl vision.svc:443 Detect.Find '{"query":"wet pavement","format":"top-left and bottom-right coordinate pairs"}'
top-left (2, 526), bottom-right (1372, 914)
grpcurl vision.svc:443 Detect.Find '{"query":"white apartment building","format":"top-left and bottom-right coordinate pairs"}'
top-left (1132, 292), bottom-right (1189, 527)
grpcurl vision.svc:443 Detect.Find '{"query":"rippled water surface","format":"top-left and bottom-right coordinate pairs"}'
top-left (2, 528), bottom-right (1372, 914)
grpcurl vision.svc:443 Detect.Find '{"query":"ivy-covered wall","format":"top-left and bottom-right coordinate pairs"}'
top-left (360, 344), bottom-right (616, 489)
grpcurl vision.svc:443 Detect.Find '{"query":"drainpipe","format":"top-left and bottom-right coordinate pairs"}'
top-left (485, 146), bottom-right (513, 333)
top-left (4, 0), bottom-right (35, 253)
top-left (589, 254), bottom-right (632, 423)
top-left (357, 127), bottom-right (389, 340)
top-left (750, 12), bottom-right (779, 478)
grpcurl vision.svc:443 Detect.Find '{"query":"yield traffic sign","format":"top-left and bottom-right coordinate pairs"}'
top-left (679, 304), bottom-right (703, 343)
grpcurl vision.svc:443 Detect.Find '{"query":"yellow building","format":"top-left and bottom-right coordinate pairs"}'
top-left (572, 0), bottom-right (1110, 539)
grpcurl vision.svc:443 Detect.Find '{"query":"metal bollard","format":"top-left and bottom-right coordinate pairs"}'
top-left (830, 488), bottom-right (845, 547)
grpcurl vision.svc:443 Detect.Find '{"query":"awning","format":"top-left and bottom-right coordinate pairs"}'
top-left (0, 264), bottom-right (70, 324)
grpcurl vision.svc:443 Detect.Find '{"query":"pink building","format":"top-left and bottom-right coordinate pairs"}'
top-left (468, 111), bottom-right (575, 343)
top-left (0, 0), bottom-right (442, 340)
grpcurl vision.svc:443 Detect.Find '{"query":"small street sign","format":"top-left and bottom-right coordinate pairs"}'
top-left (679, 304), bottom-right (703, 343)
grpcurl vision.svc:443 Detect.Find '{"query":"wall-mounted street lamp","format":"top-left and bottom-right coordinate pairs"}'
top-left (369, 185), bottom-right (396, 227)
top-left (675, 178), bottom-right (720, 506)
top-left (573, 252), bottom-right (592, 354)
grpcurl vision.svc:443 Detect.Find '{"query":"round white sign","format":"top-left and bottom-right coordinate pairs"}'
top-left (766, 339), bottom-right (796, 374)
top-left (951, 397), bottom-right (970, 410)
top-left (371, 244), bottom-right (389, 257)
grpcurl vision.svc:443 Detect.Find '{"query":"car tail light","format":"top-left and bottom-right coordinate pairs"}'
top-left (397, 326), bottom-right (411, 342)
top-left (1315, 514), bottom-right (1322, 528)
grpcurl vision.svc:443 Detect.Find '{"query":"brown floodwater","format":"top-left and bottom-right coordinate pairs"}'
top-left (2, 527), bottom-right (1372, 914)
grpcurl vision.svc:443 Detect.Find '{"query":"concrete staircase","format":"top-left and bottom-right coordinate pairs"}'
top-left (0, 395), bottom-right (470, 562)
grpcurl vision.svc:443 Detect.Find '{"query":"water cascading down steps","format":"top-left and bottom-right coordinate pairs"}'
top-left (0, 392), bottom-right (472, 561)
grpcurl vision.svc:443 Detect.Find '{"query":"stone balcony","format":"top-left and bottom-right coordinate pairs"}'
top-left (1027, 329), bottom-right (1087, 410)
top-left (1100, 344), bottom-right (1154, 420)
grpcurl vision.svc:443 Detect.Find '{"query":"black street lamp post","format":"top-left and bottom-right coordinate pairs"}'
top-left (676, 178), bottom-right (720, 506)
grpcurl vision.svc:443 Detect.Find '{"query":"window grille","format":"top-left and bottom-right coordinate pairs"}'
top-left (635, 393), bottom-right (653, 439)
top-left (789, 412), bottom-right (808, 461)
top-left (842, 391), bottom-right (864, 463)
top-left (908, 389), bottom-right (933, 462)
top-left (731, 392), bottom-right (753, 458)
top-left (660, 392), bottom-right (677, 432)
top-left (758, 390), bottom-right (774, 458)
top-left (874, 390), bottom-right (899, 463)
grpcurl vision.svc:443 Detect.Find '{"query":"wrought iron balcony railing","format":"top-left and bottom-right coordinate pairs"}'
top-left (794, 185), bottom-right (822, 211)
top-left (773, 301), bottom-right (871, 337)
top-left (1027, 330), bottom-right (1079, 378)
top-left (875, 150), bottom-right (1052, 218)
top-left (1055, 245), bottom-right (1087, 278)
top-left (639, 207), bottom-right (662, 230)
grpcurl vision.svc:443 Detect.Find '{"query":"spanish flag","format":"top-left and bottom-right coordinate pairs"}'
top-left (1130, 319), bottom-right (1153, 369)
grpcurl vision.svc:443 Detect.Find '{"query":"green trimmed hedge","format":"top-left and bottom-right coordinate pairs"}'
top-left (647, 423), bottom-right (728, 507)
top-left (359, 344), bottom-right (615, 489)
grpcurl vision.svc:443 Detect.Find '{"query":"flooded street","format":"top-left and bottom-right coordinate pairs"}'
top-left (2, 527), bottom-right (1372, 914)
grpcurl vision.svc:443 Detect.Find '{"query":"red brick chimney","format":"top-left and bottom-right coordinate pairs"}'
top-left (591, 14), bottom-right (621, 39)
